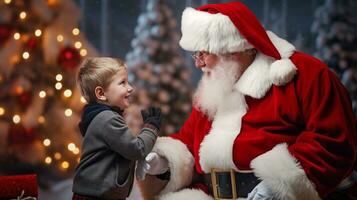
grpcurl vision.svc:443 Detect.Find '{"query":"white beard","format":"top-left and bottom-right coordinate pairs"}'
top-left (194, 60), bottom-right (242, 119)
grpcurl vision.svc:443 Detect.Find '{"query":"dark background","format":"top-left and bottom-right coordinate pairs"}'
top-left (74, 0), bottom-right (354, 56)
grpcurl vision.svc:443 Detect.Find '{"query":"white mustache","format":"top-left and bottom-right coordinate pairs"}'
top-left (201, 67), bottom-right (211, 73)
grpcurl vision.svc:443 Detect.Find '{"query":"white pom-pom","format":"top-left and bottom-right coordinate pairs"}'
top-left (270, 58), bottom-right (297, 86)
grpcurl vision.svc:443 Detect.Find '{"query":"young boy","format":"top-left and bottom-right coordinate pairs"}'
top-left (73, 57), bottom-right (162, 200)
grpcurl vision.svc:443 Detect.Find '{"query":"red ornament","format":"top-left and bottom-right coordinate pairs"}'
top-left (17, 91), bottom-right (32, 110)
top-left (8, 124), bottom-right (36, 145)
top-left (0, 24), bottom-right (13, 46)
top-left (57, 46), bottom-right (81, 70)
top-left (26, 37), bottom-right (38, 50)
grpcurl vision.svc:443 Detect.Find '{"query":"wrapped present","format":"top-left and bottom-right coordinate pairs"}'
top-left (0, 174), bottom-right (37, 199)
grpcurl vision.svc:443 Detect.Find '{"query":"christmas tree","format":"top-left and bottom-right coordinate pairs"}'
top-left (125, 0), bottom-right (193, 135)
top-left (0, 0), bottom-right (97, 187)
top-left (311, 0), bottom-right (357, 114)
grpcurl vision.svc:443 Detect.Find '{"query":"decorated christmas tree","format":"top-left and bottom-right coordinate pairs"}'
top-left (311, 0), bottom-right (357, 114)
top-left (0, 0), bottom-right (97, 187)
top-left (125, 0), bottom-right (193, 135)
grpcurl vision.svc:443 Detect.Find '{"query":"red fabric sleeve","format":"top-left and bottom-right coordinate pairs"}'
top-left (288, 66), bottom-right (357, 197)
top-left (168, 107), bottom-right (199, 154)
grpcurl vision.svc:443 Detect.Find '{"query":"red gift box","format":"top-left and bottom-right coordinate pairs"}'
top-left (0, 174), bottom-right (38, 199)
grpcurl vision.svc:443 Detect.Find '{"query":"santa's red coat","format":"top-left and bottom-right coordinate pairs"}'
top-left (150, 51), bottom-right (357, 200)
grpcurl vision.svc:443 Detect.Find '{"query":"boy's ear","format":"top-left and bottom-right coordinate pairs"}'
top-left (94, 86), bottom-right (107, 101)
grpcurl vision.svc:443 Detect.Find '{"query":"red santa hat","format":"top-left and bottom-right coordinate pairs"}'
top-left (179, 2), bottom-right (297, 86)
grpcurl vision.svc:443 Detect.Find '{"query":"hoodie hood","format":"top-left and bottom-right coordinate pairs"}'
top-left (78, 103), bottom-right (123, 136)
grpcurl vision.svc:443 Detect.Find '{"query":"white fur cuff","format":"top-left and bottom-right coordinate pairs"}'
top-left (153, 137), bottom-right (195, 195)
top-left (159, 188), bottom-right (213, 200)
top-left (250, 143), bottom-right (321, 200)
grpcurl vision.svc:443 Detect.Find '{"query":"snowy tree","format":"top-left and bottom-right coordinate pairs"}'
top-left (125, 0), bottom-right (193, 135)
top-left (311, 0), bottom-right (357, 114)
top-left (0, 0), bottom-right (97, 188)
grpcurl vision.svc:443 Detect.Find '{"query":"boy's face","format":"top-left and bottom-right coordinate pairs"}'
top-left (103, 69), bottom-right (133, 109)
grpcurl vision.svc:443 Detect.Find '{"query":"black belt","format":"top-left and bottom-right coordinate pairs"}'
top-left (201, 169), bottom-right (260, 199)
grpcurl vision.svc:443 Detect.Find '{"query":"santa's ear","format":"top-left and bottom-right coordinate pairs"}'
top-left (94, 86), bottom-right (107, 101)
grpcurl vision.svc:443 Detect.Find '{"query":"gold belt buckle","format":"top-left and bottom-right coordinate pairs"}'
top-left (210, 168), bottom-right (237, 200)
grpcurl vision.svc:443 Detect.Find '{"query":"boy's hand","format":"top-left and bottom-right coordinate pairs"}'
top-left (141, 107), bottom-right (162, 130)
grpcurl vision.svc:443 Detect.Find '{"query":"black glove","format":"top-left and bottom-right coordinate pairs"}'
top-left (141, 107), bottom-right (162, 130)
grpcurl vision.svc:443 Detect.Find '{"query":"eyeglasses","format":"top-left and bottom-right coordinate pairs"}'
top-left (191, 51), bottom-right (208, 60)
top-left (191, 49), bottom-right (257, 60)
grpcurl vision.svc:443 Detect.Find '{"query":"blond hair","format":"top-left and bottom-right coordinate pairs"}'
top-left (77, 57), bottom-right (126, 103)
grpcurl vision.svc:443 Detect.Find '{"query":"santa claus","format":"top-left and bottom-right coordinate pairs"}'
top-left (136, 2), bottom-right (357, 200)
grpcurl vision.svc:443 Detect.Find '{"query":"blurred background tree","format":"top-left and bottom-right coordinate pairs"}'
top-left (0, 0), bottom-right (97, 195)
top-left (125, 0), bottom-right (192, 135)
top-left (311, 0), bottom-right (357, 114)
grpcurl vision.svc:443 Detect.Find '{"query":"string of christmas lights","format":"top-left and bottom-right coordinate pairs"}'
top-left (0, 0), bottom-right (98, 187)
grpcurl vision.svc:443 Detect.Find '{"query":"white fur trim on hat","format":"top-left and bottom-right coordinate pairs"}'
top-left (250, 143), bottom-right (321, 200)
top-left (179, 7), bottom-right (253, 54)
top-left (267, 31), bottom-right (295, 58)
top-left (267, 31), bottom-right (297, 86)
top-left (153, 137), bottom-right (195, 195)
top-left (270, 58), bottom-right (297, 86)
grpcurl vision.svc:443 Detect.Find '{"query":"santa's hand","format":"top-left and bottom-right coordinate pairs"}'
top-left (145, 152), bottom-right (169, 174)
top-left (136, 152), bottom-right (169, 181)
top-left (136, 159), bottom-right (150, 181)
top-left (247, 181), bottom-right (275, 200)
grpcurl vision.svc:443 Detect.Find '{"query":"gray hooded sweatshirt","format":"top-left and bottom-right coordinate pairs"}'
top-left (73, 104), bottom-right (158, 199)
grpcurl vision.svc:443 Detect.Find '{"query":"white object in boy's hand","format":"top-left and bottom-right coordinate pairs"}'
top-left (136, 152), bottom-right (169, 181)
